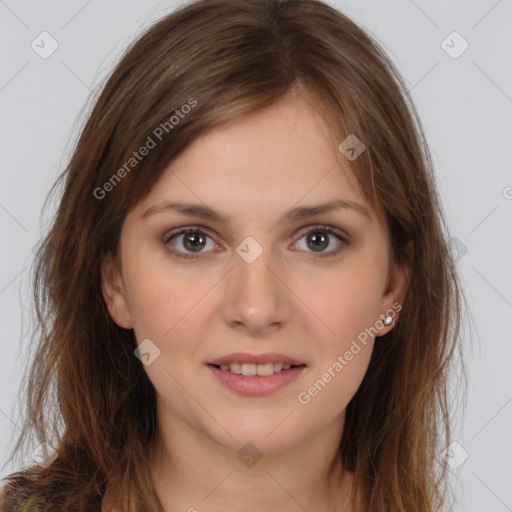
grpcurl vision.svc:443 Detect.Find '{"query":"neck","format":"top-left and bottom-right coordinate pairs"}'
top-left (147, 410), bottom-right (355, 512)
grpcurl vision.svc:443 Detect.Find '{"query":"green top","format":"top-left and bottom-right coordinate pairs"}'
top-left (0, 479), bottom-right (103, 512)
top-left (1, 496), bottom-right (47, 512)
top-left (0, 481), bottom-right (51, 512)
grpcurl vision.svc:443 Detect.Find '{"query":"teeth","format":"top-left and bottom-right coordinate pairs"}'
top-left (256, 363), bottom-right (274, 376)
top-left (230, 362), bottom-right (242, 374)
top-left (242, 363), bottom-right (257, 376)
top-left (217, 362), bottom-right (297, 375)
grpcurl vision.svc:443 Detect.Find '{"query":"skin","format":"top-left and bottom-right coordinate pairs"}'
top-left (101, 88), bottom-right (409, 512)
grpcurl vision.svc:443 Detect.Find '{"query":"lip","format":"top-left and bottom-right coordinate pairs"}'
top-left (207, 352), bottom-right (306, 366)
top-left (207, 364), bottom-right (307, 396)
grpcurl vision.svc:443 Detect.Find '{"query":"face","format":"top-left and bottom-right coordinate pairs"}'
top-left (102, 89), bottom-right (408, 455)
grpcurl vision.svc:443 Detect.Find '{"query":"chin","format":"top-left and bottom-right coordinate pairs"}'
top-left (208, 414), bottom-right (303, 454)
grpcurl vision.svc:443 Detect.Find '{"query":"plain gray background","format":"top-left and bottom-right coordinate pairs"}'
top-left (1, 1), bottom-right (511, 510)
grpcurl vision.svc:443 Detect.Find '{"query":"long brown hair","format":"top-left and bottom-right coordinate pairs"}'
top-left (2, 0), bottom-right (466, 510)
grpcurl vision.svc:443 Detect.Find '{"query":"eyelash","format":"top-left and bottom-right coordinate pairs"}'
top-left (162, 224), bottom-right (349, 260)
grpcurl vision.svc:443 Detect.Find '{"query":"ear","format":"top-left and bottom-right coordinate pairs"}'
top-left (100, 254), bottom-right (133, 329)
top-left (377, 242), bottom-right (412, 336)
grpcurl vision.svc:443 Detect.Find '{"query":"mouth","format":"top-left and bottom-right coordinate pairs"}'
top-left (206, 353), bottom-right (307, 396)
top-left (208, 362), bottom-right (306, 376)
top-left (207, 363), bottom-right (307, 396)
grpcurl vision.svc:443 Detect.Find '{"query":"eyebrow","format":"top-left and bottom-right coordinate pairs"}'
top-left (142, 199), bottom-right (372, 226)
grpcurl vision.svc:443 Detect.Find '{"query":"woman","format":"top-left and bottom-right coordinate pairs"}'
top-left (1, 0), bottom-right (465, 510)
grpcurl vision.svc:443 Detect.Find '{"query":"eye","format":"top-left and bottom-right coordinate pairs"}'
top-left (163, 227), bottom-right (218, 259)
top-left (163, 224), bottom-right (349, 260)
top-left (292, 224), bottom-right (348, 258)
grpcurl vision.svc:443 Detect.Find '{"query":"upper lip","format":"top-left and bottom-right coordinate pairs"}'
top-left (208, 352), bottom-right (306, 366)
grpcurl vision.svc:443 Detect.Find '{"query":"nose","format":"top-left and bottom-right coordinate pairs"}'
top-left (220, 241), bottom-right (291, 335)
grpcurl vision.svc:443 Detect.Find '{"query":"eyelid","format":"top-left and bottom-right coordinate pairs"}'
top-left (162, 225), bottom-right (216, 244)
top-left (295, 224), bottom-right (349, 243)
top-left (162, 223), bottom-right (350, 259)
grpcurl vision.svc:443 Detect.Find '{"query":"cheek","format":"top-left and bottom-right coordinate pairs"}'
top-left (297, 259), bottom-right (386, 351)
top-left (122, 245), bottom-right (212, 340)
top-left (294, 278), bottom-right (379, 414)
top-left (125, 275), bottom-right (178, 338)
top-left (292, 255), bottom-right (385, 409)
top-left (296, 342), bottom-right (373, 419)
top-left (123, 262), bottom-right (210, 400)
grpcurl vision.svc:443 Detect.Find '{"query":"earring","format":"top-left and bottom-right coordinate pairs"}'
top-left (383, 316), bottom-right (394, 326)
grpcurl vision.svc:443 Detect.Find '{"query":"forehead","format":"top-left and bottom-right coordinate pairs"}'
top-left (134, 90), bottom-right (371, 220)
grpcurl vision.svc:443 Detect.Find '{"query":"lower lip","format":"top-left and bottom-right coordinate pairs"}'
top-left (207, 364), bottom-right (306, 396)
